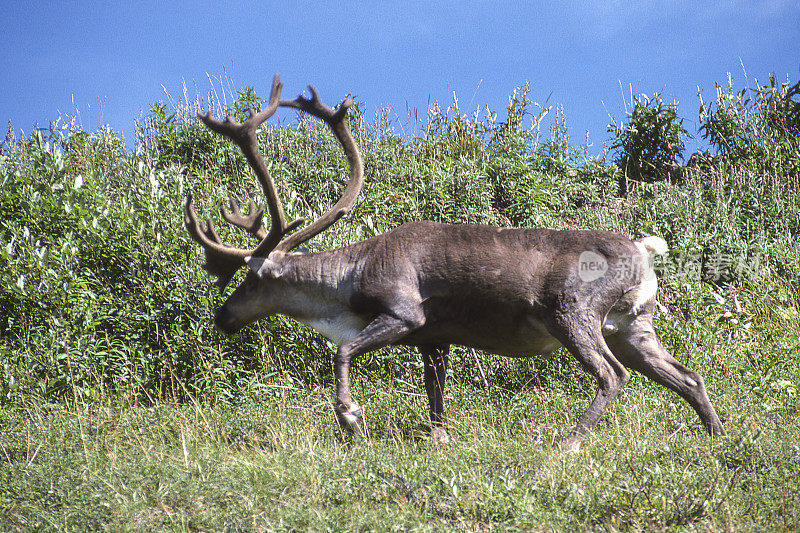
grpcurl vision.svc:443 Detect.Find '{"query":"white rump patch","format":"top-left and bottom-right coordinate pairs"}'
top-left (628, 235), bottom-right (666, 314)
top-left (631, 275), bottom-right (658, 314)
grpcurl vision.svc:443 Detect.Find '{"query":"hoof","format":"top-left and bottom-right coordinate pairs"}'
top-left (557, 437), bottom-right (582, 454)
top-left (336, 403), bottom-right (366, 438)
top-left (431, 427), bottom-right (450, 444)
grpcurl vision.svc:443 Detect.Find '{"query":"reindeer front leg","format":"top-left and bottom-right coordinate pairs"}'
top-left (334, 313), bottom-right (421, 437)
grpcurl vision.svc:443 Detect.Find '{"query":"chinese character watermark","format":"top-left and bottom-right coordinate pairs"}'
top-left (578, 250), bottom-right (768, 283)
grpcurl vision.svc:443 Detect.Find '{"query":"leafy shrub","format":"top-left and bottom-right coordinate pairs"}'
top-left (608, 94), bottom-right (688, 195)
top-left (698, 70), bottom-right (800, 174)
top-left (699, 72), bottom-right (800, 154)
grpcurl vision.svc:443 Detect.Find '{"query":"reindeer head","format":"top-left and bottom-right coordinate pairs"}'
top-left (184, 75), bottom-right (364, 332)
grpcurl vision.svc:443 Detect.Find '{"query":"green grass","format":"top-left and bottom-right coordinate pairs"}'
top-left (1, 378), bottom-right (798, 531)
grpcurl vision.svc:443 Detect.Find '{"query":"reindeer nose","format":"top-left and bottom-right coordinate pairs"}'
top-left (214, 307), bottom-right (241, 335)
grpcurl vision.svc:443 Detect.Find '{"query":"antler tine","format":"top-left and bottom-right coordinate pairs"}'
top-left (184, 194), bottom-right (246, 256)
top-left (218, 198), bottom-right (305, 244)
top-left (279, 85), bottom-right (354, 123)
top-left (273, 86), bottom-right (363, 253)
top-left (197, 74), bottom-right (284, 142)
top-left (184, 193), bottom-right (254, 290)
top-left (221, 198), bottom-right (267, 241)
top-left (197, 74), bottom-right (292, 248)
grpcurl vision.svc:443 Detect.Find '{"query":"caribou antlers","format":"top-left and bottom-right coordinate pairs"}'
top-left (184, 74), bottom-right (364, 290)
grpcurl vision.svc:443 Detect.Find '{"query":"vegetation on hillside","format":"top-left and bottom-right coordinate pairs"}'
top-left (0, 69), bottom-right (798, 530)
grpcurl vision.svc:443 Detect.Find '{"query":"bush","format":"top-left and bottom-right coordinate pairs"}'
top-left (698, 70), bottom-right (800, 174)
top-left (608, 93), bottom-right (688, 196)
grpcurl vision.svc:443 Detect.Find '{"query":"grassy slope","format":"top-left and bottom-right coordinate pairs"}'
top-left (1, 386), bottom-right (798, 530)
top-left (1, 82), bottom-right (799, 530)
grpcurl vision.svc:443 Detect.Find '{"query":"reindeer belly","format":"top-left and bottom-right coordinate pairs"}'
top-left (403, 303), bottom-right (564, 356)
top-left (474, 314), bottom-right (563, 356)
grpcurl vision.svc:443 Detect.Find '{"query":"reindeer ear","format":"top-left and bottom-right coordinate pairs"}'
top-left (245, 256), bottom-right (282, 279)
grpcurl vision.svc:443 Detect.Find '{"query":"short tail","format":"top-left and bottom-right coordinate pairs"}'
top-left (637, 236), bottom-right (668, 256)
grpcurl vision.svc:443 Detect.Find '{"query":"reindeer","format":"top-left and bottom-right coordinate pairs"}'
top-left (184, 75), bottom-right (726, 451)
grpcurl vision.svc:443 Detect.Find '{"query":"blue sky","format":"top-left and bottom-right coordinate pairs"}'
top-left (3, 0), bottom-right (799, 156)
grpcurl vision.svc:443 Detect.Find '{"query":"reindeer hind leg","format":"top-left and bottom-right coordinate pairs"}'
top-left (606, 324), bottom-right (726, 437)
top-left (548, 316), bottom-right (631, 452)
